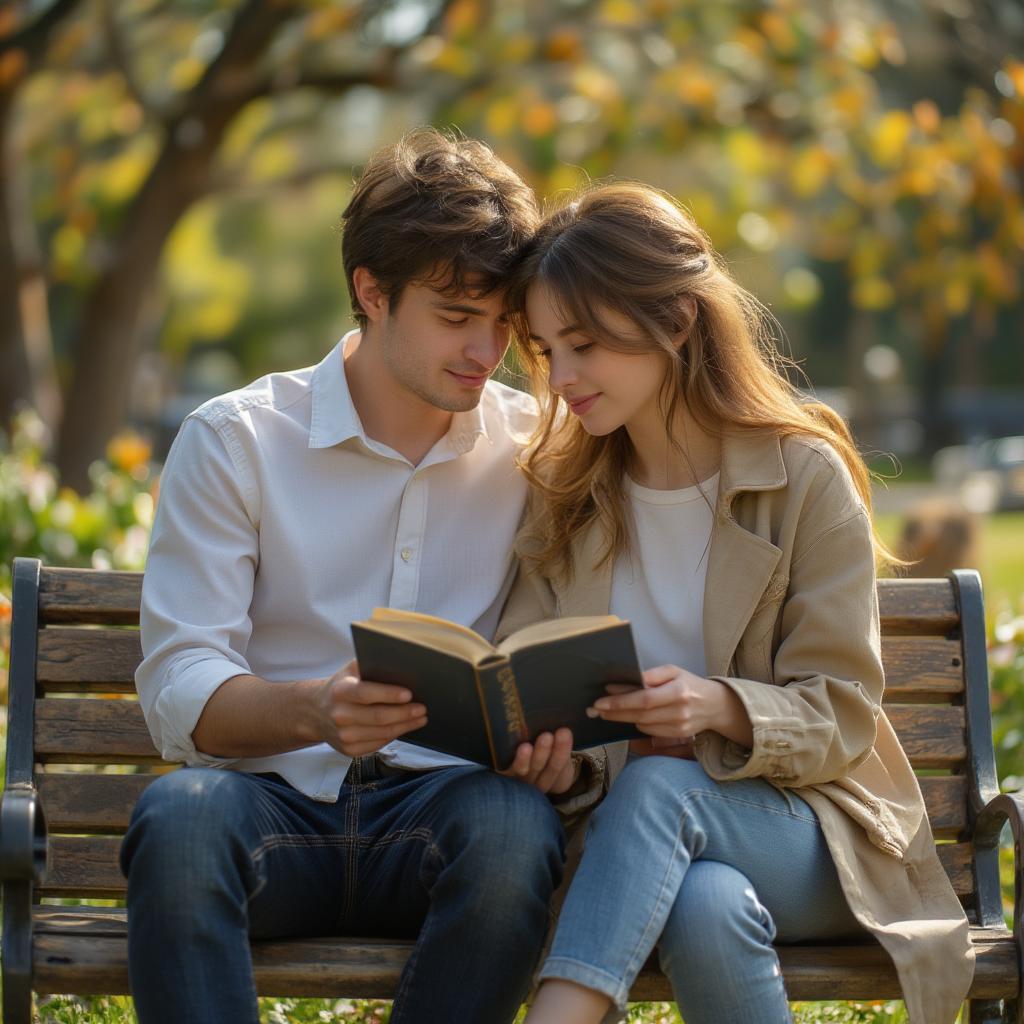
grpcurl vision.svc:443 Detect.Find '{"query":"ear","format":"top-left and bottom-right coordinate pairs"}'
top-left (352, 267), bottom-right (388, 324)
top-left (672, 296), bottom-right (698, 352)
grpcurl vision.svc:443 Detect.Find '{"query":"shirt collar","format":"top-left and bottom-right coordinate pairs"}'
top-left (308, 329), bottom-right (492, 454)
top-left (308, 331), bottom-right (364, 449)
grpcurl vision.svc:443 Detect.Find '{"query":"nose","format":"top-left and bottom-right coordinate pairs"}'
top-left (546, 351), bottom-right (577, 395)
top-left (465, 320), bottom-right (508, 371)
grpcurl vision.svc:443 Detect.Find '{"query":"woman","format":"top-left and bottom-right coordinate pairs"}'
top-left (499, 183), bottom-right (973, 1024)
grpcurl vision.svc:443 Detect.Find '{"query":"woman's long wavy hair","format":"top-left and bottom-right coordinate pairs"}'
top-left (506, 182), bottom-right (897, 582)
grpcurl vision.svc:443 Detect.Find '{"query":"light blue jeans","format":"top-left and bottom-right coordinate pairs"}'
top-left (539, 756), bottom-right (863, 1024)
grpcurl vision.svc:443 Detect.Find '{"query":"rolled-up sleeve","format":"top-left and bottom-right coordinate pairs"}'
top-left (696, 506), bottom-right (883, 788)
top-left (136, 414), bottom-right (260, 765)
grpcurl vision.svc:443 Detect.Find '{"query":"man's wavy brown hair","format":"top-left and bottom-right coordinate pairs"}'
top-left (506, 182), bottom-right (898, 582)
top-left (341, 128), bottom-right (539, 326)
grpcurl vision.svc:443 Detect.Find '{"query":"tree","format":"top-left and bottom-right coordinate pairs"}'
top-left (3, 0), bottom-right (1022, 486)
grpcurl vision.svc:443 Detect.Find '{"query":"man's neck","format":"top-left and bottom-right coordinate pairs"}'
top-left (343, 333), bottom-right (454, 466)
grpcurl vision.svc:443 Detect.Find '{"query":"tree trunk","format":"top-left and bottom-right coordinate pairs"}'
top-left (0, 92), bottom-right (34, 431)
top-left (54, 0), bottom-right (295, 490)
top-left (918, 316), bottom-right (954, 457)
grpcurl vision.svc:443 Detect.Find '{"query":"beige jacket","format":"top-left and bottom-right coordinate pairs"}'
top-left (500, 430), bottom-right (974, 1024)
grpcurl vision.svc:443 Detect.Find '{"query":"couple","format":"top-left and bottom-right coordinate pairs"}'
top-left (122, 129), bottom-right (972, 1024)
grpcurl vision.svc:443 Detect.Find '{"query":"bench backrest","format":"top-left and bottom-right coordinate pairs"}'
top-left (4, 559), bottom-right (1002, 924)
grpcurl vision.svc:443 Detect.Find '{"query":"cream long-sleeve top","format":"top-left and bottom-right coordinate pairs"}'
top-left (137, 331), bottom-right (537, 800)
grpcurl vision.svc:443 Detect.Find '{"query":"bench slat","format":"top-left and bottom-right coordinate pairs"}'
top-left (879, 636), bottom-right (963, 702)
top-left (35, 699), bottom-right (164, 764)
top-left (34, 699), bottom-right (966, 770)
top-left (40, 835), bottom-right (978, 903)
top-left (38, 568), bottom-right (142, 626)
top-left (919, 776), bottom-right (967, 840)
top-left (33, 629), bottom-right (966, 702)
top-left (42, 836), bottom-right (127, 898)
top-left (36, 773), bottom-right (157, 833)
top-left (31, 575), bottom-right (959, 634)
top-left (32, 770), bottom-right (968, 839)
top-left (876, 578), bottom-right (958, 635)
top-left (32, 912), bottom-right (1015, 1000)
top-left (37, 628), bottom-right (141, 690)
top-left (884, 705), bottom-right (965, 769)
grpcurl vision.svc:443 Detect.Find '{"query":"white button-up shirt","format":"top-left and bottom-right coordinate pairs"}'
top-left (137, 331), bottom-right (537, 800)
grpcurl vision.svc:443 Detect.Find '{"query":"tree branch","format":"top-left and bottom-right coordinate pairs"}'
top-left (0, 0), bottom-right (85, 60)
top-left (99, 0), bottom-right (165, 124)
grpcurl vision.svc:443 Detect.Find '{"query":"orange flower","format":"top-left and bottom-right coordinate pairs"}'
top-left (106, 432), bottom-right (152, 475)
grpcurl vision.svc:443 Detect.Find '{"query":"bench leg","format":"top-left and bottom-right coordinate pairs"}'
top-left (1, 881), bottom-right (34, 1024)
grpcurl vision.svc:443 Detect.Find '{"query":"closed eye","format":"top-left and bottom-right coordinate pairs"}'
top-left (573, 343), bottom-right (595, 355)
top-left (441, 316), bottom-right (469, 325)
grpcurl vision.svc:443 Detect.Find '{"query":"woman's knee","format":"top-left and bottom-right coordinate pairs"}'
top-left (659, 860), bottom-right (776, 970)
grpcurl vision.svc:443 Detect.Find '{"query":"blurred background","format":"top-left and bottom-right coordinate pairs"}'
top-left (1, 3), bottom-right (1023, 719)
top-left (0, 3), bottom-right (1023, 1020)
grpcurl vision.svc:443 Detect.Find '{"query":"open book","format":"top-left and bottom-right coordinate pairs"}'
top-left (350, 608), bottom-right (643, 770)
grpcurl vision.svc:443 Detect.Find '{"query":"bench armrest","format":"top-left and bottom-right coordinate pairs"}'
top-left (0, 783), bottom-right (47, 883)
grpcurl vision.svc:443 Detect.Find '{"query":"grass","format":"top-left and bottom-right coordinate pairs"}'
top-left (31, 995), bottom-right (918, 1023)
top-left (875, 510), bottom-right (1024, 620)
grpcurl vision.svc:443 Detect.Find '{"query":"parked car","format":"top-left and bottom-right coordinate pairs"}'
top-left (960, 436), bottom-right (1024, 513)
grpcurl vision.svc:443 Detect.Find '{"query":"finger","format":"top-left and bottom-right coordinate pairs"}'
top-left (592, 683), bottom-right (677, 715)
top-left (342, 659), bottom-right (360, 679)
top-left (642, 665), bottom-right (683, 687)
top-left (341, 680), bottom-right (414, 705)
top-left (549, 756), bottom-right (579, 794)
top-left (338, 702), bottom-right (427, 728)
top-left (528, 732), bottom-right (554, 778)
top-left (535, 729), bottom-right (573, 791)
top-left (604, 683), bottom-right (641, 696)
top-left (505, 743), bottom-right (535, 779)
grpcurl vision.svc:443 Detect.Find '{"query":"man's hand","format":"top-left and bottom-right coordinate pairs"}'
top-left (314, 660), bottom-right (428, 757)
top-left (502, 727), bottom-right (578, 795)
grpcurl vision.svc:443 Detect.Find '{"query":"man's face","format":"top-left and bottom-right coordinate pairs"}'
top-left (377, 280), bottom-right (511, 413)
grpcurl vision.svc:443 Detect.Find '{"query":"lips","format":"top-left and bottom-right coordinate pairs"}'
top-left (447, 369), bottom-right (490, 387)
top-left (566, 393), bottom-right (600, 415)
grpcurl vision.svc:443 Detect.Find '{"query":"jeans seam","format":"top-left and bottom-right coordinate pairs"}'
top-left (389, 829), bottom-right (446, 1020)
top-left (344, 758), bottom-right (362, 918)
top-left (620, 801), bottom-right (692, 984)
top-left (677, 786), bottom-right (819, 824)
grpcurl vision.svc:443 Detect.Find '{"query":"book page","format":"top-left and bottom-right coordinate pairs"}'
top-left (356, 608), bottom-right (498, 663)
top-left (498, 615), bottom-right (626, 655)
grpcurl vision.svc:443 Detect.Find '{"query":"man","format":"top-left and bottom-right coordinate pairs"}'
top-left (121, 129), bottom-right (587, 1024)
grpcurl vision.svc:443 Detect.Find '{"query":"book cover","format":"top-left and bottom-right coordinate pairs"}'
top-left (350, 613), bottom-right (643, 769)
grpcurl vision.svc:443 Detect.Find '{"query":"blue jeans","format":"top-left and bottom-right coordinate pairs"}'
top-left (120, 759), bottom-right (565, 1024)
top-left (539, 756), bottom-right (862, 1024)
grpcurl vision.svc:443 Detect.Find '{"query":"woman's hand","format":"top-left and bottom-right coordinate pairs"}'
top-left (589, 665), bottom-right (754, 748)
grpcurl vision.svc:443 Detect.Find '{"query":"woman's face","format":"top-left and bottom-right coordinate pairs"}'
top-left (525, 282), bottom-right (673, 437)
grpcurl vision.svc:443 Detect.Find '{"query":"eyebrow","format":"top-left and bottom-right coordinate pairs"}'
top-left (432, 301), bottom-right (491, 316)
top-left (528, 324), bottom-right (583, 342)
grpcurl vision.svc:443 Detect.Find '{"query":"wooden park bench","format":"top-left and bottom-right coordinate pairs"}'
top-left (2, 556), bottom-right (1023, 1022)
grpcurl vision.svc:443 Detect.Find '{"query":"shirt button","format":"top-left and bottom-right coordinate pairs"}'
top-left (400, 548), bottom-right (413, 562)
